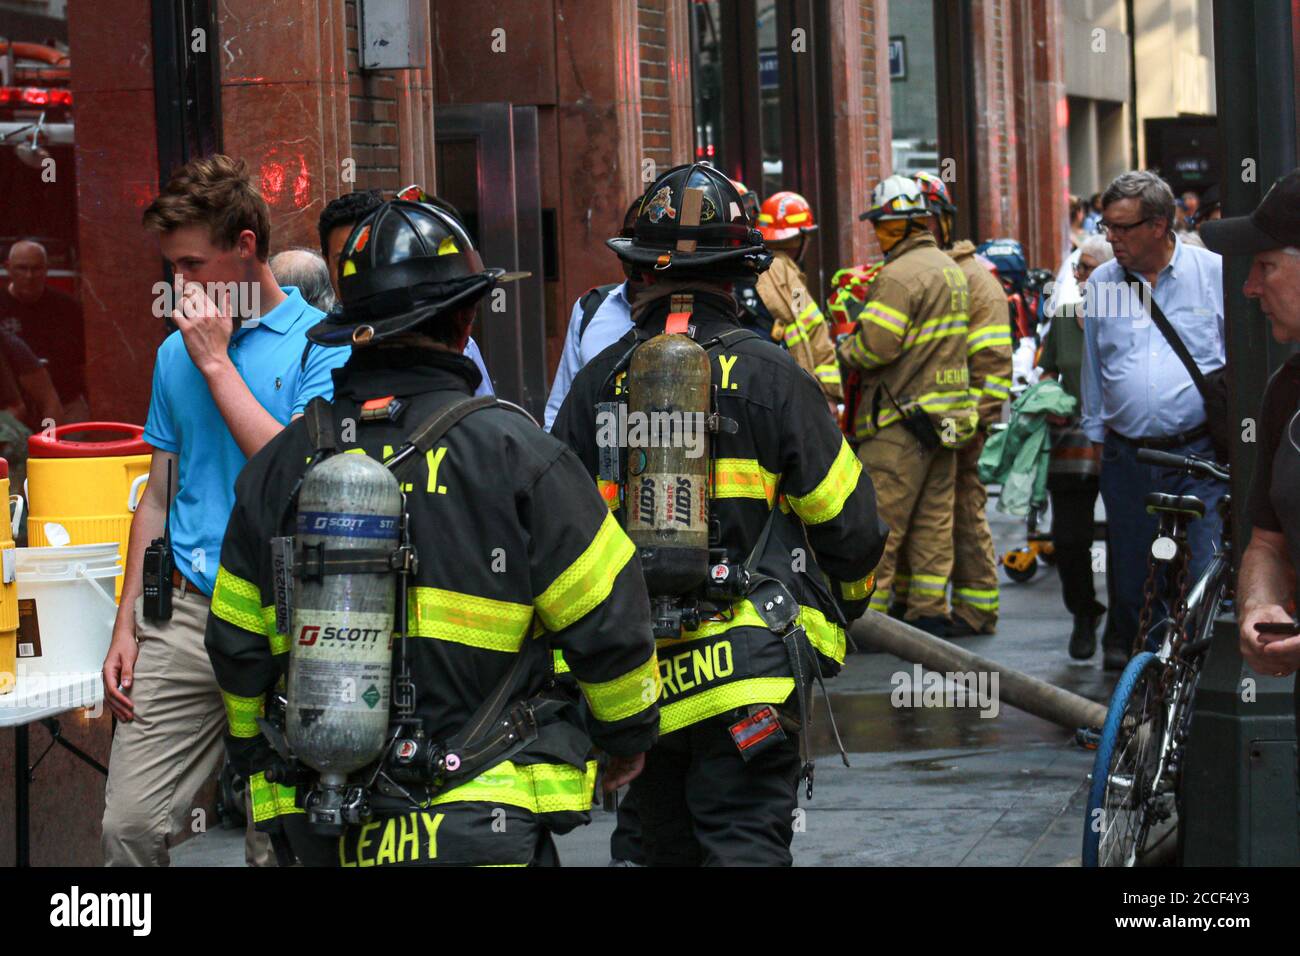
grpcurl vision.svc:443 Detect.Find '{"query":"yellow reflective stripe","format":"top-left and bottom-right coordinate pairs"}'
top-left (787, 438), bottom-right (860, 526)
top-left (908, 574), bottom-right (948, 594)
top-left (211, 564), bottom-right (264, 636)
top-left (980, 379), bottom-right (1012, 400)
top-left (426, 759), bottom-right (598, 815)
top-left (659, 677), bottom-right (796, 734)
top-left (797, 301), bottom-right (824, 324)
top-left (535, 512), bottom-right (635, 632)
top-left (799, 605), bottom-right (845, 664)
top-left (864, 303), bottom-right (907, 336)
top-left (668, 599), bottom-right (767, 644)
top-left (784, 325), bottom-right (810, 347)
top-left (967, 325), bottom-right (1013, 354)
top-left (409, 586), bottom-right (533, 653)
top-left (248, 772), bottom-right (302, 823)
top-left (905, 313), bottom-right (968, 348)
top-left (868, 592), bottom-right (890, 612)
top-left (553, 648), bottom-right (570, 674)
top-left (757, 213), bottom-right (775, 224)
top-left (578, 653), bottom-right (661, 722)
top-left (984, 375), bottom-right (1014, 388)
top-left (954, 587), bottom-right (999, 609)
top-left (841, 333), bottom-right (885, 369)
top-left (260, 606), bottom-right (289, 656)
top-left (839, 572), bottom-right (874, 601)
top-left (785, 210), bottom-right (810, 224)
top-left (712, 458), bottom-right (779, 505)
top-left (814, 362), bottom-right (842, 378)
top-left (222, 691), bottom-right (265, 739)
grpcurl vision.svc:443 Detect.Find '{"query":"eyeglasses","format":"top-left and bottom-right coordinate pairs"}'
top-left (1096, 217), bottom-right (1151, 237)
top-left (1073, 261), bottom-right (1096, 278)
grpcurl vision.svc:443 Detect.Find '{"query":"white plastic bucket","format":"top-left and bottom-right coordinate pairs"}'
top-left (14, 542), bottom-right (120, 678)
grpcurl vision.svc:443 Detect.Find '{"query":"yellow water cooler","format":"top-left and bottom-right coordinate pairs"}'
top-left (26, 423), bottom-right (151, 601)
top-left (0, 457), bottom-right (19, 693)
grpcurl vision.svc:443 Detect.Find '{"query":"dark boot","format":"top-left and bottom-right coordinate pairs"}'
top-left (908, 615), bottom-right (952, 637)
top-left (1069, 614), bottom-right (1098, 660)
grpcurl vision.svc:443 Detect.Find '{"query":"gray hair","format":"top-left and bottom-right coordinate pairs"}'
top-left (270, 247), bottom-right (335, 311)
top-left (1101, 170), bottom-right (1177, 237)
top-left (1077, 234), bottom-right (1114, 263)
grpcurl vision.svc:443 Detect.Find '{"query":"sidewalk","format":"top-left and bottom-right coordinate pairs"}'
top-left (173, 502), bottom-right (1114, 866)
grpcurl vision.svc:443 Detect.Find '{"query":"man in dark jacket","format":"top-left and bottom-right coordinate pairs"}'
top-left (553, 164), bottom-right (887, 866)
top-left (206, 198), bottom-right (659, 866)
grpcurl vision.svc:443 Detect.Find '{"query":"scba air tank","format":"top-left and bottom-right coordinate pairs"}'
top-left (287, 452), bottom-right (401, 784)
top-left (626, 332), bottom-right (712, 596)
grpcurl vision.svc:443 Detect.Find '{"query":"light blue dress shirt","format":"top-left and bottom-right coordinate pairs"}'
top-left (1080, 236), bottom-right (1224, 443)
top-left (543, 282), bottom-right (633, 431)
top-left (463, 336), bottom-right (493, 396)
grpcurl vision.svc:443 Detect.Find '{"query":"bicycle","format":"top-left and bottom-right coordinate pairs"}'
top-left (1081, 448), bottom-right (1231, 867)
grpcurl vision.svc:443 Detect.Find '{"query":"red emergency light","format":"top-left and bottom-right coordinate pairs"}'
top-left (0, 86), bottom-right (73, 107)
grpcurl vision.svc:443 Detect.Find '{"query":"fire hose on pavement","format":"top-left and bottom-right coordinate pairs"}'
top-left (849, 611), bottom-right (1108, 731)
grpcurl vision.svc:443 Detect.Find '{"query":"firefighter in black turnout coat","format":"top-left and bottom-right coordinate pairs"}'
top-left (552, 164), bottom-right (887, 866)
top-left (206, 199), bottom-right (660, 866)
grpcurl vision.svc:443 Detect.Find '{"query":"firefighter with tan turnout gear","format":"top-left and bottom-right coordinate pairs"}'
top-left (553, 164), bottom-right (887, 866)
top-left (837, 174), bottom-right (977, 637)
top-left (905, 171), bottom-right (1012, 635)
top-left (748, 190), bottom-right (843, 410)
top-left (205, 198), bottom-right (659, 867)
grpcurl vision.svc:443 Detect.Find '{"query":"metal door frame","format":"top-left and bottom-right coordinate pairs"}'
top-left (434, 103), bottom-right (546, 417)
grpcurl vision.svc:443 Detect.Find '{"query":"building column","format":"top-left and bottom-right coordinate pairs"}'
top-left (217, 0), bottom-right (351, 252)
top-left (968, 0), bottom-right (1021, 242)
top-left (67, 0), bottom-right (164, 425)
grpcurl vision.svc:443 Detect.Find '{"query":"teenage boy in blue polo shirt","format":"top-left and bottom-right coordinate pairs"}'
top-left (100, 155), bottom-right (348, 866)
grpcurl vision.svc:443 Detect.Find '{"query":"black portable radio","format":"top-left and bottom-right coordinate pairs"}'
top-left (142, 458), bottom-right (174, 622)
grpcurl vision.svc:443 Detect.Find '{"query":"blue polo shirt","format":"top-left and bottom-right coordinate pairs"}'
top-left (143, 286), bottom-right (349, 595)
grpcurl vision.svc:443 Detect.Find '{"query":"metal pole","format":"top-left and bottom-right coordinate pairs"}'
top-left (1180, 0), bottom-right (1300, 866)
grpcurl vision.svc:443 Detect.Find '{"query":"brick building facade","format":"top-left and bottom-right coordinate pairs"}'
top-left (59, 0), bottom-right (1070, 428)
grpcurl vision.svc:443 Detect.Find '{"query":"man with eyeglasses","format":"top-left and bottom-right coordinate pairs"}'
top-left (1079, 170), bottom-right (1226, 670)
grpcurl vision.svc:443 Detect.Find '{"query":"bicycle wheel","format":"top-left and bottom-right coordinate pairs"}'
top-left (1082, 651), bottom-right (1165, 867)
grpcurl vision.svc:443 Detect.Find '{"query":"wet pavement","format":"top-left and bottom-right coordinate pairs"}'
top-left (173, 499), bottom-right (1117, 866)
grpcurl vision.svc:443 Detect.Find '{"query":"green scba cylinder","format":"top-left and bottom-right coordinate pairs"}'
top-left (626, 332), bottom-right (711, 596)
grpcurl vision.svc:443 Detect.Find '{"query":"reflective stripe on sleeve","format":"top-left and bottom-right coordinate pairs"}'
top-left (711, 458), bottom-right (779, 506)
top-left (211, 564), bottom-right (265, 636)
top-left (535, 511), bottom-right (635, 632)
top-left (787, 438), bottom-right (861, 525)
top-left (578, 653), bottom-right (661, 722)
top-left (222, 691), bottom-right (265, 739)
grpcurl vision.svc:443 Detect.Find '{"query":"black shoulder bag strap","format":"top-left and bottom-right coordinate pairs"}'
top-left (1125, 270), bottom-right (1228, 459)
top-left (1125, 271), bottom-right (1211, 401)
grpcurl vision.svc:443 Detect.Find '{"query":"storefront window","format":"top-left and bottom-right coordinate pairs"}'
top-left (756, 0), bottom-right (781, 196)
top-left (691, 0), bottom-right (723, 167)
top-left (0, 3), bottom-right (87, 427)
top-left (888, 0), bottom-right (941, 177)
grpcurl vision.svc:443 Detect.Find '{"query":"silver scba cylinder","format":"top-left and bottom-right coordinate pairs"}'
top-left (287, 453), bottom-right (401, 785)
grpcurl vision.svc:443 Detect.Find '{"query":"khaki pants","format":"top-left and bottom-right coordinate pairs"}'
top-left (102, 588), bottom-right (271, 866)
top-left (858, 426), bottom-right (956, 620)
top-left (950, 439), bottom-right (999, 632)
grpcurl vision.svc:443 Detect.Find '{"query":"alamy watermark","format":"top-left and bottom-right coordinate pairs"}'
top-left (595, 406), bottom-right (707, 459)
top-left (890, 664), bottom-right (1000, 718)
